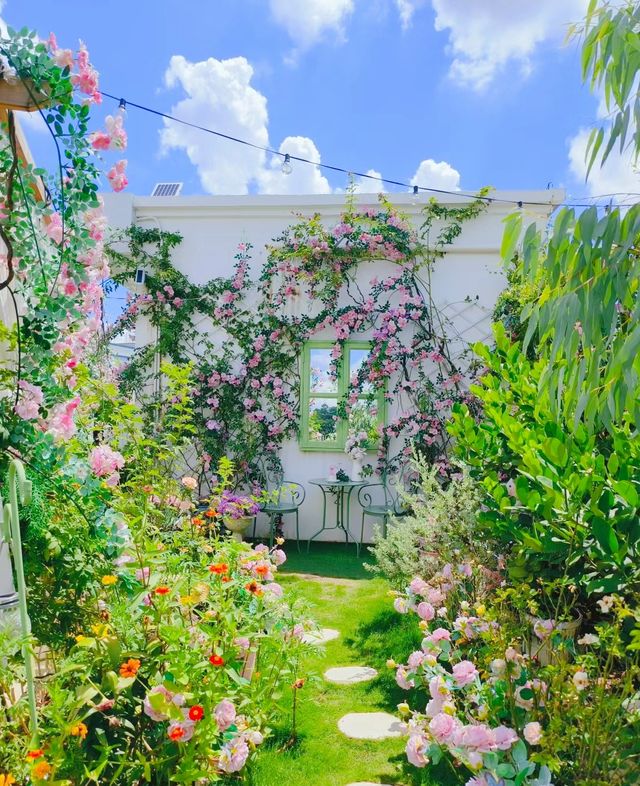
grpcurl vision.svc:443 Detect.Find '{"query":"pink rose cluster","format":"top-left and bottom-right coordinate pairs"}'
top-left (107, 159), bottom-right (128, 192)
top-left (90, 113), bottom-right (128, 152)
top-left (89, 444), bottom-right (125, 486)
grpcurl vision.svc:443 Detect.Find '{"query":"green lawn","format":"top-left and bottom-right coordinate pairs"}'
top-left (249, 569), bottom-right (454, 786)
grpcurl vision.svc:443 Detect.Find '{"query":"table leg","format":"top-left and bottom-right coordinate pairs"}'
top-left (307, 484), bottom-right (329, 552)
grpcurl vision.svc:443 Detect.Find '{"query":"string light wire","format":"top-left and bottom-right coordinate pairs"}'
top-left (98, 90), bottom-right (640, 210)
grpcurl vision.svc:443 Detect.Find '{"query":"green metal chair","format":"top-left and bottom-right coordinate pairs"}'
top-left (357, 471), bottom-right (409, 553)
top-left (253, 465), bottom-right (305, 551)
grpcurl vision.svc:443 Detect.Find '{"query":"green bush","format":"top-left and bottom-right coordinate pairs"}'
top-left (368, 455), bottom-right (492, 588)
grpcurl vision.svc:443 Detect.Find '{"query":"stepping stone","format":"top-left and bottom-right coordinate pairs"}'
top-left (324, 666), bottom-right (378, 684)
top-left (302, 627), bottom-right (340, 645)
top-left (338, 712), bottom-right (404, 740)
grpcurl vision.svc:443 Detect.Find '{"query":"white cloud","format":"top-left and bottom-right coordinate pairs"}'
top-left (270, 0), bottom-right (354, 51)
top-left (568, 127), bottom-right (640, 198)
top-left (395, 0), bottom-right (428, 30)
top-left (257, 136), bottom-right (331, 194)
top-left (431, 0), bottom-right (588, 90)
top-left (159, 55), bottom-right (333, 195)
top-left (352, 168), bottom-right (384, 193)
top-left (160, 55), bottom-right (268, 195)
top-left (410, 158), bottom-right (461, 191)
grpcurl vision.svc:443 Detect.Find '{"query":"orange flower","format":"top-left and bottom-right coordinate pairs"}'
top-left (119, 658), bottom-right (141, 678)
top-left (168, 725), bottom-right (185, 741)
top-left (26, 749), bottom-right (44, 760)
top-left (70, 721), bottom-right (88, 739)
top-left (154, 586), bottom-right (170, 595)
top-left (31, 760), bottom-right (52, 780)
top-left (245, 580), bottom-right (262, 596)
top-left (255, 564), bottom-right (269, 577)
top-left (191, 516), bottom-right (204, 527)
top-left (101, 575), bottom-right (118, 586)
top-left (204, 508), bottom-right (217, 518)
top-left (221, 576), bottom-right (231, 583)
top-left (209, 654), bottom-right (225, 667)
top-left (0, 773), bottom-right (16, 786)
top-left (208, 563), bottom-right (229, 574)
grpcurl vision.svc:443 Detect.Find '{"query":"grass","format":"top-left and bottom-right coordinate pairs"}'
top-left (279, 540), bottom-right (377, 580)
top-left (249, 570), bottom-right (453, 786)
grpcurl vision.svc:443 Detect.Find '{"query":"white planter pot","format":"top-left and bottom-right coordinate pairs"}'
top-left (223, 515), bottom-right (253, 543)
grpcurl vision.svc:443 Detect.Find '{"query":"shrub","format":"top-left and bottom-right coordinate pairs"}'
top-left (369, 455), bottom-right (492, 588)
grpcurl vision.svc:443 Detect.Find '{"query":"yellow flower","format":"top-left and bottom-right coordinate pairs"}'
top-left (386, 658), bottom-right (396, 669)
top-left (397, 702), bottom-right (410, 715)
top-left (475, 604), bottom-right (486, 617)
top-left (32, 760), bottom-right (52, 780)
top-left (0, 774), bottom-right (16, 786)
top-left (90, 623), bottom-right (112, 640)
top-left (75, 635), bottom-right (92, 645)
top-left (101, 575), bottom-right (118, 586)
top-left (70, 721), bottom-right (88, 739)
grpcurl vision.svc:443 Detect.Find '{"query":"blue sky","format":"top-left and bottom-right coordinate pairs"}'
top-left (11, 0), bottom-right (637, 203)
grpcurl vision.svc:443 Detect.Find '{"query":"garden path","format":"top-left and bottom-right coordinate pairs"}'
top-left (249, 556), bottom-right (443, 786)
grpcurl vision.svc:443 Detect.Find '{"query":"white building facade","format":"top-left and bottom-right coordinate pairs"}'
top-left (101, 191), bottom-right (560, 543)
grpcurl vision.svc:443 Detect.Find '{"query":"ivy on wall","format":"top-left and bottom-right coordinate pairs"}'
top-left (106, 191), bottom-right (490, 489)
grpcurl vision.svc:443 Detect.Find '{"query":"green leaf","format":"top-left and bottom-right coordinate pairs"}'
top-left (613, 480), bottom-right (638, 508)
top-left (592, 518), bottom-right (619, 554)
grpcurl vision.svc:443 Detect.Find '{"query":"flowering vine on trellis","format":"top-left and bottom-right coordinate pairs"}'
top-left (107, 190), bottom-right (490, 488)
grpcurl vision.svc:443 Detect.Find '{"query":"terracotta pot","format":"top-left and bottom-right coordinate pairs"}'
top-left (526, 614), bottom-right (582, 666)
top-left (223, 515), bottom-right (253, 542)
top-left (0, 75), bottom-right (51, 112)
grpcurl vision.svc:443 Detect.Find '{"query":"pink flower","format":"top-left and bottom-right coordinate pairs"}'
top-left (263, 582), bottom-right (283, 597)
top-left (573, 670), bottom-right (589, 691)
top-left (395, 666), bottom-right (414, 690)
top-left (453, 723), bottom-right (495, 752)
top-left (107, 159), bottom-right (128, 192)
top-left (409, 576), bottom-right (430, 596)
top-left (218, 735), bottom-right (250, 773)
top-left (405, 733), bottom-right (429, 767)
top-left (493, 725), bottom-right (519, 750)
top-left (214, 699), bottom-right (236, 731)
top-left (234, 636), bottom-right (250, 652)
top-left (272, 548), bottom-right (287, 566)
top-left (533, 618), bottom-right (555, 640)
top-left (181, 476), bottom-right (198, 490)
top-left (15, 381), bottom-right (44, 420)
top-left (428, 627), bottom-right (451, 643)
top-left (394, 597), bottom-right (409, 614)
top-left (417, 602), bottom-right (435, 621)
top-left (523, 721), bottom-right (543, 745)
top-left (452, 660), bottom-right (478, 687)
top-left (428, 713), bottom-right (459, 743)
top-left (167, 719), bottom-right (195, 742)
top-left (135, 567), bottom-right (150, 582)
top-left (90, 445), bottom-right (125, 478)
top-left (44, 397), bottom-right (80, 442)
top-left (45, 212), bottom-right (64, 245)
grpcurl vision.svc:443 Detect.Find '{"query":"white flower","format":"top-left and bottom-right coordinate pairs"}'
top-left (597, 595), bottom-right (614, 613)
top-left (573, 670), bottom-right (589, 691)
top-left (577, 633), bottom-right (600, 646)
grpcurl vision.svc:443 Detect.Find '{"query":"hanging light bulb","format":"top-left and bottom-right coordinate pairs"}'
top-left (117, 98), bottom-right (127, 119)
top-left (281, 153), bottom-right (293, 175)
top-left (411, 184), bottom-right (419, 206)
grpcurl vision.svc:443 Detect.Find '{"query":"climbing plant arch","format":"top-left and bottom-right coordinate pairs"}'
top-left (106, 191), bottom-right (490, 488)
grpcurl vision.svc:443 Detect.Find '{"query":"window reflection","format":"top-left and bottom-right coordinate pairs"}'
top-left (308, 398), bottom-right (338, 442)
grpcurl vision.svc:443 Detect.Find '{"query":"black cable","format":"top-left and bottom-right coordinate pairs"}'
top-left (99, 90), bottom-right (639, 210)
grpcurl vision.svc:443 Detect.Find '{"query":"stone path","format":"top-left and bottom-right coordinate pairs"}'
top-left (302, 627), bottom-right (340, 645)
top-left (338, 712), bottom-right (405, 740)
top-left (324, 665), bottom-right (378, 684)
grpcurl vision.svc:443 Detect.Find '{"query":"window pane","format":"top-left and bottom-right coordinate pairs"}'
top-left (308, 398), bottom-right (339, 442)
top-left (310, 348), bottom-right (338, 393)
top-left (348, 397), bottom-right (379, 443)
top-left (349, 347), bottom-right (373, 392)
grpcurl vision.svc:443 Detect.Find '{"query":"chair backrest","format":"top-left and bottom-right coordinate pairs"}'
top-left (255, 457), bottom-right (304, 505)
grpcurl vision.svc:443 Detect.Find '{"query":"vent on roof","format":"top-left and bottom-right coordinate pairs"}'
top-left (151, 182), bottom-right (183, 197)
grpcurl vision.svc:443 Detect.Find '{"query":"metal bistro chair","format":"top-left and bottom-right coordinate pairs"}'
top-left (358, 470), bottom-right (409, 553)
top-left (253, 464), bottom-right (305, 551)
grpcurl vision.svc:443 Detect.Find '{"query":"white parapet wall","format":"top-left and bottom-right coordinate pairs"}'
top-left (101, 190), bottom-right (562, 544)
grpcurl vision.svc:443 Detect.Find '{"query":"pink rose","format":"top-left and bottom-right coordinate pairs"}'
top-left (428, 713), bottom-right (459, 743)
top-left (214, 699), bottom-right (236, 731)
top-left (493, 725), bottom-right (519, 750)
top-left (405, 733), bottom-right (429, 767)
top-left (523, 721), bottom-right (543, 745)
top-left (417, 601), bottom-right (435, 621)
top-left (452, 660), bottom-right (478, 687)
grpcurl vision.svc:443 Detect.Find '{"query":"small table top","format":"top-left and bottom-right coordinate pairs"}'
top-left (309, 477), bottom-right (368, 488)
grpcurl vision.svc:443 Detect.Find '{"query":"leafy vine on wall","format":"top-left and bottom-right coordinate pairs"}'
top-left (106, 191), bottom-right (490, 490)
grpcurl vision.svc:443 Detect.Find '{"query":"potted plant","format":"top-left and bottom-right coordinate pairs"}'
top-left (217, 490), bottom-right (260, 541)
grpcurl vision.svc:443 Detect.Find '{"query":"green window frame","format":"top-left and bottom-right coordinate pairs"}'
top-left (299, 340), bottom-right (386, 451)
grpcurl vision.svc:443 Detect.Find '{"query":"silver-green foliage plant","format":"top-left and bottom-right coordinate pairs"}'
top-left (369, 456), bottom-right (490, 587)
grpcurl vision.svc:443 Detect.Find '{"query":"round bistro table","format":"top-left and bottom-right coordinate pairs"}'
top-left (307, 477), bottom-right (367, 553)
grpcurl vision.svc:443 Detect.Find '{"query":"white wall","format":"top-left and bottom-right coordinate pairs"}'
top-left (101, 191), bottom-right (561, 544)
